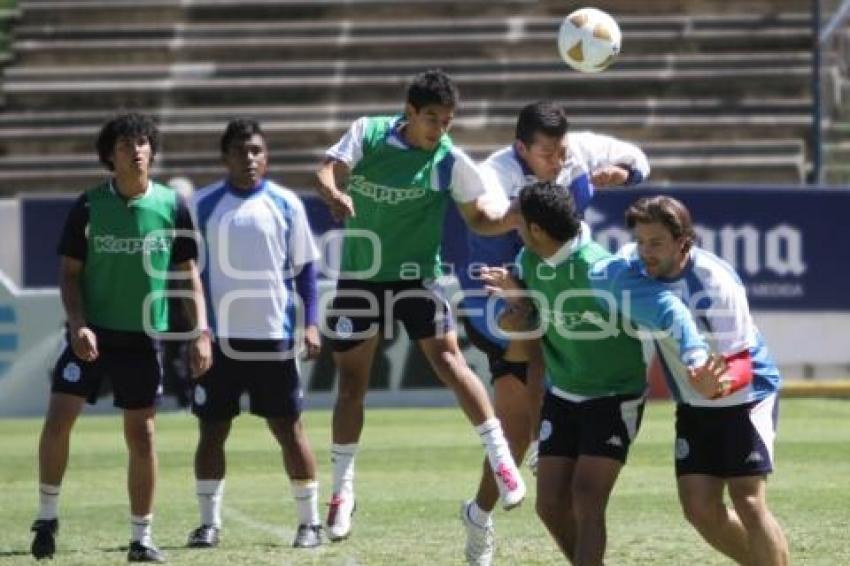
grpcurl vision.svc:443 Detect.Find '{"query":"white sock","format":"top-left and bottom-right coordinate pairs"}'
top-left (467, 500), bottom-right (492, 528)
top-left (475, 418), bottom-right (513, 471)
top-left (331, 443), bottom-right (357, 497)
top-left (130, 514), bottom-right (153, 546)
top-left (38, 483), bottom-right (60, 520)
top-left (196, 479), bottom-right (224, 528)
top-left (291, 479), bottom-right (320, 526)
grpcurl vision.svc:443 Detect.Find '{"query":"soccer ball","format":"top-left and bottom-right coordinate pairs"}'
top-left (557, 7), bottom-right (621, 73)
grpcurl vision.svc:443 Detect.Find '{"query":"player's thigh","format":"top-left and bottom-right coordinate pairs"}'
top-left (538, 392), bottom-right (581, 460)
top-left (677, 474), bottom-right (727, 512)
top-left (247, 358), bottom-right (304, 420)
top-left (726, 474), bottom-right (769, 513)
top-left (327, 279), bottom-right (383, 353)
top-left (191, 343), bottom-right (243, 421)
top-left (42, 392), bottom-right (87, 434)
top-left (537, 456), bottom-right (577, 515)
top-left (50, 342), bottom-right (104, 405)
top-left (396, 278), bottom-right (454, 341)
top-left (493, 374), bottom-right (532, 438)
top-left (571, 455), bottom-right (624, 508)
top-left (333, 333), bottom-right (381, 396)
top-left (103, 345), bottom-right (163, 410)
top-left (577, 393), bottom-right (646, 463)
top-left (416, 331), bottom-right (471, 384)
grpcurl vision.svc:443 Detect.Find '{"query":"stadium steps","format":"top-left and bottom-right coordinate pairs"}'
top-left (0, 4), bottom-right (20, 107)
top-left (1, 52), bottom-right (814, 110)
top-left (15, 0), bottom-right (811, 26)
top-left (0, 139), bottom-right (806, 193)
top-left (9, 14), bottom-right (812, 65)
top-left (0, 97), bottom-right (813, 155)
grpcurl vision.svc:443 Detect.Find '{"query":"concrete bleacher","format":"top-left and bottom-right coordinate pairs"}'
top-left (0, 0), bottom-right (834, 193)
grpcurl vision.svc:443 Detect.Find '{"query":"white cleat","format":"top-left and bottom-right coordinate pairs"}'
top-left (460, 500), bottom-right (494, 566)
top-left (494, 459), bottom-right (526, 510)
top-left (326, 492), bottom-right (355, 541)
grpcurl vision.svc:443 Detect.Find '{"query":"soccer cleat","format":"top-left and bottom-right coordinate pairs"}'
top-left (460, 501), bottom-right (494, 566)
top-left (494, 459), bottom-right (526, 510)
top-left (292, 524), bottom-right (323, 548)
top-left (30, 518), bottom-right (58, 560)
top-left (127, 540), bottom-right (166, 563)
top-left (325, 493), bottom-right (356, 541)
top-left (186, 524), bottom-right (220, 548)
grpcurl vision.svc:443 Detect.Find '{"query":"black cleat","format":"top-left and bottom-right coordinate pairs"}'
top-left (292, 524), bottom-right (323, 548)
top-left (127, 541), bottom-right (166, 563)
top-left (186, 524), bottom-right (220, 548)
top-left (30, 519), bottom-right (58, 560)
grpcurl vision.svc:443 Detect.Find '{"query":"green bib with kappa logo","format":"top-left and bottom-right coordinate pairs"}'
top-left (341, 115), bottom-right (454, 281)
top-left (519, 242), bottom-right (647, 397)
top-left (83, 182), bottom-right (180, 332)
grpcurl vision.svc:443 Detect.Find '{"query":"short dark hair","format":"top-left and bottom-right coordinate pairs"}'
top-left (625, 195), bottom-right (696, 251)
top-left (515, 101), bottom-right (569, 146)
top-left (96, 112), bottom-right (160, 171)
top-left (406, 69), bottom-right (459, 110)
top-left (519, 181), bottom-right (581, 242)
top-left (220, 118), bottom-right (265, 154)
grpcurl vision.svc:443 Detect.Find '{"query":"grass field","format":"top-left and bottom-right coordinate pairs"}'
top-left (1, 399), bottom-right (848, 564)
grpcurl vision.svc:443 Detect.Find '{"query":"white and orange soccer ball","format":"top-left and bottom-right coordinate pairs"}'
top-left (557, 7), bottom-right (622, 73)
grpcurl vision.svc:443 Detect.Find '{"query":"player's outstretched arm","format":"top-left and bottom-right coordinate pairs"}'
top-left (315, 158), bottom-right (355, 221)
top-left (456, 197), bottom-right (519, 236)
top-left (576, 131), bottom-right (650, 188)
top-left (589, 256), bottom-right (709, 369)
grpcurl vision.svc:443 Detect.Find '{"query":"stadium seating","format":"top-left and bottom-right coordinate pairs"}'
top-left (0, 0), bottom-right (844, 192)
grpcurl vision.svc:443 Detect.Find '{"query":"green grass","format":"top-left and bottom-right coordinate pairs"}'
top-left (1, 399), bottom-right (849, 564)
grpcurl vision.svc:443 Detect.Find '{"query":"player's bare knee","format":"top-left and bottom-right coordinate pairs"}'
top-left (681, 498), bottom-right (725, 529)
top-left (729, 492), bottom-right (768, 527)
top-left (536, 496), bottom-right (563, 527)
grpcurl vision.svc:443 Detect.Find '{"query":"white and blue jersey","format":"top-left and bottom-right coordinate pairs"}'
top-left (618, 243), bottom-right (781, 407)
top-left (191, 179), bottom-right (319, 341)
top-left (459, 132), bottom-right (650, 349)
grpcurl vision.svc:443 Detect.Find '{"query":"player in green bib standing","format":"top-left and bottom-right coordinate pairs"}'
top-left (29, 113), bottom-right (213, 563)
top-left (315, 69), bottom-right (526, 544)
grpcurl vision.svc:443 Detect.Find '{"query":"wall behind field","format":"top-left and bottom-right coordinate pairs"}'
top-left (0, 185), bottom-right (848, 416)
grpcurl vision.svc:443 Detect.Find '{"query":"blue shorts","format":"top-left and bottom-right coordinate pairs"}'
top-left (191, 339), bottom-right (303, 421)
top-left (51, 328), bottom-right (163, 410)
top-left (675, 394), bottom-right (778, 478)
top-left (538, 389), bottom-right (646, 464)
top-left (327, 279), bottom-right (454, 352)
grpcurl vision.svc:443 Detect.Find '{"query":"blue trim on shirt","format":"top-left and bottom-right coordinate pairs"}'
top-left (225, 178), bottom-right (266, 199)
top-left (511, 144), bottom-right (534, 176)
top-left (265, 189), bottom-right (298, 342)
top-left (654, 341), bottom-right (684, 402)
top-left (568, 173), bottom-right (594, 213)
top-left (436, 150), bottom-right (455, 192)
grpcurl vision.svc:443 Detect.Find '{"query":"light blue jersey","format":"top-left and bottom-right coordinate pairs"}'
top-left (618, 243), bottom-right (781, 407)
